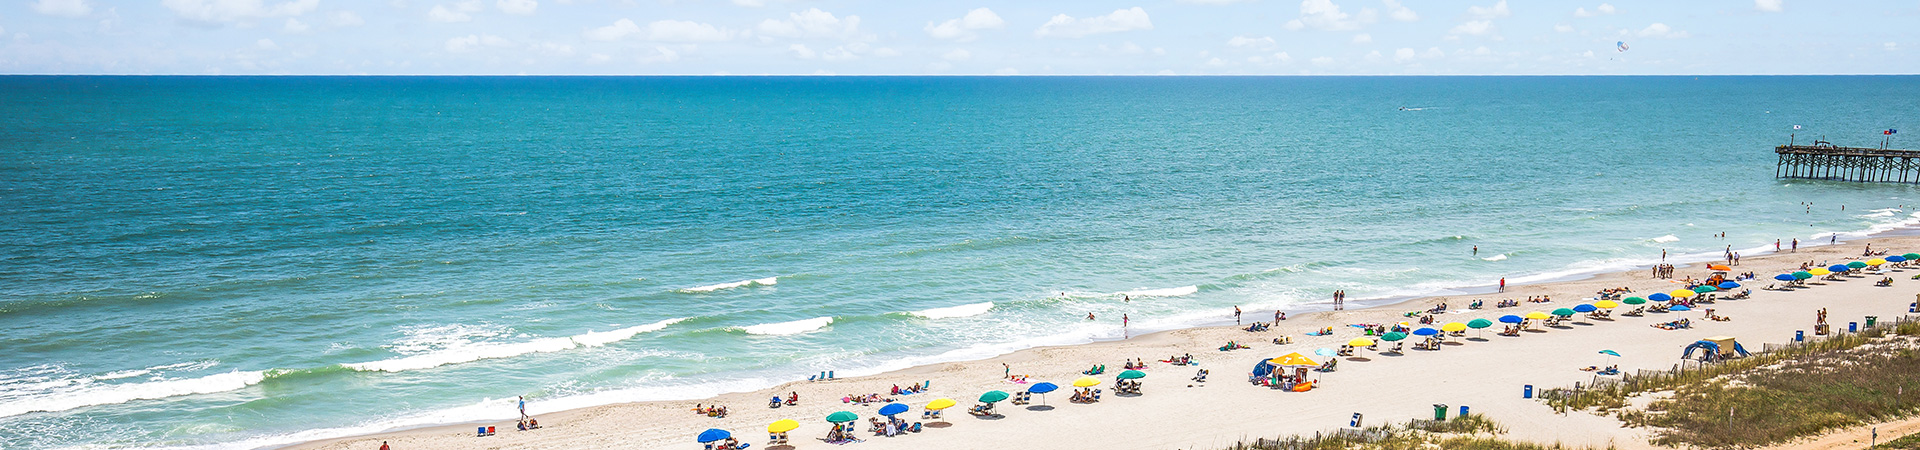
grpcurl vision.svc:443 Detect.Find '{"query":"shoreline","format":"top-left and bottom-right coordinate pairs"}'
top-left (282, 231), bottom-right (1920, 450)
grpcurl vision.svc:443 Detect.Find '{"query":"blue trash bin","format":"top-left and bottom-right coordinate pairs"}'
top-left (1523, 385), bottom-right (1533, 398)
top-left (1850, 322), bottom-right (1859, 333)
top-left (1795, 330), bottom-right (1804, 342)
top-left (1459, 405), bottom-right (1470, 416)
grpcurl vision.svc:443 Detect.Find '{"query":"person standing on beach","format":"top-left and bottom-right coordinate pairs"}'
top-left (1234, 306), bottom-right (1242, 324)
top-left (1793, 239), bottom-right (1799, 252)
top-left (518, 396), bottom-right (526, 420)
top-left (1473, 245), bottom-right (1478, 256)
top-left (1834, 235), bottom-right (1839, 245)
top-left (1662, 249), bottom-right (1667, 261)
top-left (1122, 314), bottom-right (1129, 337)
top-left (1499, 278), bottom-right (1506, 292)
top-left (1777, 239), bottom-right (1782, 251)
top-left (380, 442), bottom-right (390, 450)
top-left (1003, 363), bottom-right (1010, 379)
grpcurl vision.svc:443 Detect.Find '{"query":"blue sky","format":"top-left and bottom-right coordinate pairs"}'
top-left (0, 0), bottom-right (1914, 75)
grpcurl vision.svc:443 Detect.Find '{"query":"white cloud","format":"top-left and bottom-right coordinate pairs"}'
top-left (255, 38), bottom-right (278, 50)
top-left (640, 47), bottom-right (679, 64)
top-left (1467, 0), bottom-right (1510, 19)
top-left (994, 67), bottom-right (1018, 75)
top-left (1383, 0), bottom-right (1417, 21)
top-left (427, 4), bottom-right (472, 22)
top-left (536, 42), bottom-right (572, 55)
top-left (925, 8), bottom-right (1004, 42)
top-left (282, 18), bottom-right (309, 33)
top-left (1178, 0), bottom-right (1251, 3)
top-left (1273, 51), bottom-right (1293, 62)
top-left (1471, 46), bottom-right (1491, 55)
top-left (871, 47), bottom-right (901, 57)
top-left (588, 19), bottom-right (736, 42)
top-left (1352, 33), bottom-right (1371, 43)
top-left (1633, 22), bottom-right (1689, 38)
top-left (162, 0), bottom-right (319, 24)
top-left (1421, 47), bottom-right (1444, 58)
top-left (759, 8), bottom-right (862, 40)
top-left (1574, 3), bottom-right (1615, 17)
top-left (330, 10), bottom-right (364, 26)
top-left (1554, 24), bottom-right (1573, 33)
top-left (942, 48), bottom-right (972, 61)
top-left (821, 47), bottom-right (858, 61)
top-left (497, 0), bottom-right (536, 15)
top-left (1365, 50), bottom-right (1384, 62)
top-left (1755, 0), bottom-right (1782, 12)
top-left (1205, 57), bottom-right (1228, 67)
top-left (732, 0), bottom-right (764, 7)
top-left (1886, 42), bottom-right (1899, 51)
top-left (789, 43), bottom-right (815, 59)
top-left (1450, 20), bottom-right (1493, 36)
top-left (32, 0), bottom-right (92, 18)
top-left (1310, 56), bottom-right (1334, 65)
top-left (1393, 47), bottom-right (1414, 62)
top-left (1227, 36), bottom-right (1277, 50)
top-left (445, 34), bottom-right (509, 52)
top-left (1284, 0), bottom-right (1370, 31)
top-left (589, 53), bottom-right (611, 63)
top-left (1035, 7), bottom-right (1152, 38)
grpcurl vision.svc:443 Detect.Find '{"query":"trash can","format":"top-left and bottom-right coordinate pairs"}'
top-left (1433, 404), bottom-right (1448, 421)
top-left (1868, 316), bottom-right (1879, 327)
top-left (1850, 322), bottom-right (1859, 333)
top-left (1523, 385), bottom-right (1533, 398)
top-left (1795, 330), bottom-right (1804, 342)
top-left (1458, 405), bottom-right (1470, 417)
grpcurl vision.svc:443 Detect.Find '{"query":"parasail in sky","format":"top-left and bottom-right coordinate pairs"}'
top-left (1617, 41), bottom-right (1629, 52)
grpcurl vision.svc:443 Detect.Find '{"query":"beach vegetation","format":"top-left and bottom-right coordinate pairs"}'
top-left (1220, 414), bottom-right (1611, 450)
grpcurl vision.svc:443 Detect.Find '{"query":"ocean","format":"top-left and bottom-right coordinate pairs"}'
top-left (1, 75), bottom-right (1917, 450)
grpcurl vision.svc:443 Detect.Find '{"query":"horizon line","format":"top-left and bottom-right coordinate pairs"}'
top-left (3, 73), bottom-right (1919, 77)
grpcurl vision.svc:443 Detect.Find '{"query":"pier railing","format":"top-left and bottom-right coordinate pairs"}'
top-left (1776, 144), bottom-right (1920, 183)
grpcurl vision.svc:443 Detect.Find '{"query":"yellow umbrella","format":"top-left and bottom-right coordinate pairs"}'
top-left (1670, 289), bottom-right (1696, 298)
top-left (1810, 268), bottom-right (1831, 276)
top-left (1440, 322), bottom-right (1467, 332)
top-left (1072, 376), bottom-right (1101, 387)
top-left (1870, 258), bottom-right (1888, 266)
top-left (1594, 300), bottom-right (1620, 309)
top-left (1268, 352), bottom-right (1318, 367)
top-left (924, 398), bottom-right (956, 411)
top-left (1347, 337), bottom-right (1375, 347)
top-left (1524, 311), bottom-right (1551, 320)
top-left (768, 419), bottom-right (799, 433)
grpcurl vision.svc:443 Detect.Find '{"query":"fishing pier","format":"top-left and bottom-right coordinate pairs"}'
top-left (1775, 143), bottom-right (1920, 183)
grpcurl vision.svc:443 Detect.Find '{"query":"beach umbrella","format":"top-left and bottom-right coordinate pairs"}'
top-left (1524, 311), bottom-right (1551, 320)
top-left (1027, 382), bottom-right (1059, 394)
top-left (1793, 271), bottom-right (1813, 280)
top-left (1347, 337), bottom-right (1375, 347)
top-left (1774, 274), bottom-right (1796, 281)
top-left (1708, 264), bottom-right (1731, 271)
top-left (1412, 327), bottom-right (1441, 336)
top-left (1498, 315), bottom-right (1523, 324)
top-left (1573, 304), bottom-right (1598, 313)
top-left (1889, 255), bottom-right (1908, 263)
top-left (1380, 331), bottom-right (1409, 341)
top-left (1848, 261), bottom-right (1868, 269)
top-left (1072, 376), bottom-right (1101, 388)
top-left (826, 411), bottom-right (859, 423)
top-left (1670, 305), bottom-right (1692, 311)
top-left (925, 398), bottom-right (956, 411)
top-left (877, 403), bottom-right (909, 417)
top-left (1314, 348), bottom-right (1339, 357)
top-left (1622, 297), bottom-right (1646, 305)
top-left (1670, 289), bottom-right (1697, 298)
top-left (1595, 300), bottom-right (1621, 309)
top-left (698, 429), bottom-right (732, 443)
top-left (1830, 264), bottom-right (1852, 273)
top-left (1441, 322), bottom-right (1468, 332)
top-left (1692, 285), bottom-right (1718, 294)
top-left (1552, 308), bottom-right (1576, 317)
top-left (978, 391), bottom-right (1010, 403)
top-left (1870, 258), bottom-right (1888, 266)
top-left (1468, 318), bottom-right (1494, 329)
top-left (1719, 281), bottom-right (1740, 289)
top-left (1117, 370), bottom-right (1146, 380)
top-left (1904, 253), bottom-right (1920, 260)
top-left (1270, 352), bottom-right (1318, 367)
top-left (1598, 349), bottom-right (1620, 357)
top-left (1650, 292), bottom-right (1674, 301)
top-left (1810, 268), bottom-right (1832, 276)
top-left (768, 419), bottom-right (799, 433)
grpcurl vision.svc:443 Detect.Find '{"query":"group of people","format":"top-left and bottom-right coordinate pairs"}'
top-left (842, 393), bottom-right (893, 404)
top-left (1594, 286), bottom-right (1634, 300)
top-left (1068, 387), bottom-right (1103, 403)
top-left (767, 391), bottom-right (799, 408)
top-left (691, 404), bottom-right (730, 418)
top-left (1651, 264), bottom-right (1678, 279)
top-left (1122, 358), bottom-right (1149, 370)
top-left (866, 416), bottom-right (920, 437)
top-left (1651, 318), bottom-right (1694, 330)
top-left (889, 383), bottom-right (926, 395)
top-left (1159, 354), bottom-right (1196, 365)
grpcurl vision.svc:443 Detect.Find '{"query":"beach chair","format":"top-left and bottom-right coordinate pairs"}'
top-left (478, 427), bottom-right (490, 437)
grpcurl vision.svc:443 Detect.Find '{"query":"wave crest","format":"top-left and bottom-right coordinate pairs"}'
top-left (345, 317), bottom-right (687, 373)
top-left (1119, 285), bottom-right (1199, 297)
top-left (740, 316), bottom-right (833, 335)
top-left (677, 277), bottom-right (779, 293)
top-left (0, 370), bottom-right (266, 418)
top-left (908, 302), bottom-right (994, 319)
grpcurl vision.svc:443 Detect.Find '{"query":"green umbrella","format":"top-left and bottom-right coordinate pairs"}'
top-left (1467, 318), bottom-right (1494, 329)
top-left (1692, 285), bottom-right (1718, 293)
top-left (1116, 370), bottom-right (1146, 380)
top-left (1793, 271), bottom-right (1813, 280)
top-left (1904, 253), bottom-right (1920, 261)
top-left (978, 390), bottom-right (1010, 403)
top-left (1552, 308), bottom-right (1575, 317)
top-left (826, 411), bottom-right (858, 423)
top-left (1848, 261), bottom-right (1868, 269)
top-left (1622, 297), bottom-right (1647, 305)
top-left (1380, 331), bottom-right (1409, 341)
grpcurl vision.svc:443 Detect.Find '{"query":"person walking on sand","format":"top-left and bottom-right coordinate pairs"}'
top-left (1234, 306), bottom-right (1242, 324)
top-left (1777, 239), bottom-right (1782, 251)
top-left (518, 396), bottom-right (526, 420)
top-left (1499, 278), bottom-right (1506, 292)
top-left (1003, 363), bottom-right (1010, 379)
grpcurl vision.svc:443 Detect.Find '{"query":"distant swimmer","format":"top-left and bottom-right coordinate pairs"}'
top-left (1399, 107), bottom-right (1406, 111)
top-left (1087, 312), bottom-right (1096, 321)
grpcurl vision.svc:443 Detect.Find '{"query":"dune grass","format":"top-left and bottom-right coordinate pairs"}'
top-left (1219, 414), bottom-right (1610, 450)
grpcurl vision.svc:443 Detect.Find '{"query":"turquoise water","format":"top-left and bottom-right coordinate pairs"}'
top-left (2, 76), bottom-right (1918, 449)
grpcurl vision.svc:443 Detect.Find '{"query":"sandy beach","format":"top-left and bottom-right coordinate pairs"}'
top-left (289, 235), bottom-right (1920, 450)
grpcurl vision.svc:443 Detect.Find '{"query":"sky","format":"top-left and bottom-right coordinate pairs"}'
top-left (0, 0), bottom-right (1914, 75)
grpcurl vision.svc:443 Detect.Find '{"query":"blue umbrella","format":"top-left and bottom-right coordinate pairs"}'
top-left (878, 403), bottom-right (909, 416)
top-left (1829, 264), bottom-right (1851, 273)
top-left (1028, 382), bottom-right (1059, 394)
top-left (1650, 292), bottom-right (1674, 301)
top-left (1314, 348), bottom-right (1339, 357)
top-left (1670, 305), bottom-right (1692, 311)
top-left (1412, 327), bottom-right (1440, 336)
top-left (1598, 350), bottom-right (1620, 357)
top-left (1573, 304), bottom-right (1598, 313)
top-left (1891, 255), bottom-right (1909, 263)
top-left (1719, 281), bottom-right (1740, 289)
top-left (697, 429), bottom-right (731, 443)
top-left (1498, 314), bottom-right (1523, 324)
top-left (1774, 274), bottom-right (1795, 281)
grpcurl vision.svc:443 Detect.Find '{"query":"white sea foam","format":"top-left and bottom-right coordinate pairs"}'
top-left (346, 318), bottom-right (686, 372)
top-left (0, 370), bottom-right (267, 418)
top-left (1119, 285), bottom-right (1199, 297)
top-left (740, 316), bottom-right (833, 335)
top-left (909, 302), bottom-right (994, 319)
top-left (1482, 254), bottom-right (1508, 261)
top-left (677, 276), bottom-right (779, 293)
top-left (1650, 235), bottom-right (1680, 243)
